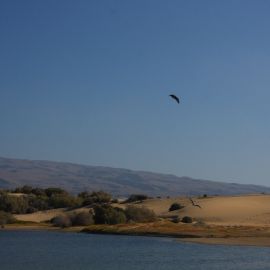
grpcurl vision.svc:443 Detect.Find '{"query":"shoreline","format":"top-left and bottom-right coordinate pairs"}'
top-left (178, 237), bottom-right (270, 247)
top-left (3, 222), bottom-right (270, 247)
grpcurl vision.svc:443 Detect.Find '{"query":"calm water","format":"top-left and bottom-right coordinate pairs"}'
top-left (0, 231), bottom-right (270, 270)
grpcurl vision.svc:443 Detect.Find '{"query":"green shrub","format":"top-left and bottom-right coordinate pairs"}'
top-left (169, 203), bottom-right (184, 212)
top-left (28, 195), bottom-right (49, 211)
top-left (79, 191), bottom-right (112, 206)
top-left (181, 216), bottom-right (193, 223)
top-left (48, 194), bottom-right (80, 209)
top-left (71, 212), bottom-right (94, 226)
top-left (107, 208), bottom-right (126, 225)
top-left (31, 188), bottom-right (46, 196)
top-left (171, 216), bottom-right (181, 223)
top-left (125, 194), bottom-right (148, 203)
top-left (14, 185), bottom-right (33, 194)
top-left (93, 205), bottom-right (126, 225)
top-left (51, 215), bottom-right (72, 228)
top-left (0, 211), bottom-right (16, 225)
top-left (125, 206), bottom-right (156, 223)
top-left (0, 194), bottom-right (29, 214)
top-left (45, 188), bottom-right (68, 198)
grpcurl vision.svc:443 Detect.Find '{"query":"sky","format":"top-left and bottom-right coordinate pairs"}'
top-left (1, 0), bottom-right (270, 186)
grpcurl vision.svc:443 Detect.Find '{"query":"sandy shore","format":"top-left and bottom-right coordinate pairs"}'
top-left (2, 223), bottom-right (270, 247)
top-left (179, 237), bottom-right (270, 247)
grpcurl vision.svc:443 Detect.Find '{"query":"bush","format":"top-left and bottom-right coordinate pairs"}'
top-left (28, 195), bottom-right (49, 211)
top-left (45, 188), bottom-right (68, 198)
top-left (125, 206), bottom-right (156, 223)
top-left (48, 194), bottom-right (80, 209)
top-left (125, 194), bottom-right (148, 203)
top-left (0, 194), bottom-right (29, 214)
top-left (71, 212), bottom-right (94, 226)
top-left (0, 211), bottom-right (16, 225)
top-left (171, 216), bottom-right (181, 223)
top-left (51, 215), bottom-right (72, 228)
top-left (31, 188), bottom-right (46, 197)
top-left (108, 207), bottom-right (126, 224)
top-left (181, 216), bottom-right (193, 223)
top-left (93, 205), bottom-right (126, 225)
top-left (79, 191), bottom-right (112, 206)
top-left (169, 203), bottom-right (184, 212)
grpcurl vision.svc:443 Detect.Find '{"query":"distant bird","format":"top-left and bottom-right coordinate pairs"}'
top-left (169, 94), bottom-right (180, 104)
top-left (189, 197), bottom-right (202, 209)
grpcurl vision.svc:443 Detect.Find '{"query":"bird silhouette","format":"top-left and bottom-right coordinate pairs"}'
top-left (169, 94), bottom-right (180, 104)
top-left (189, 197), bottom-right (202, 209)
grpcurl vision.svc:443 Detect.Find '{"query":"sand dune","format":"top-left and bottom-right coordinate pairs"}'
top-left (15, 194), bottom-right (270, 226)
top-left (139, 194), bottom-right (270, 226)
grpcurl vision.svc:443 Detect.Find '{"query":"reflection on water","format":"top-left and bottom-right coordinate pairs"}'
top-left (0, 231), bottom-right (270, 270)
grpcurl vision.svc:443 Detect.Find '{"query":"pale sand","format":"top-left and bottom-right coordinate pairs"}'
top-left (139, 194), bottom-right (270, 226)
top-left (14, 209), bottom-right (66, 222)
top-left (14, 207), bottom-right (90, 222)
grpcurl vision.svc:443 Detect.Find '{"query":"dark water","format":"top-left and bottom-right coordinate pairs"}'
top-left (0, 231), bottom-right (270, 270)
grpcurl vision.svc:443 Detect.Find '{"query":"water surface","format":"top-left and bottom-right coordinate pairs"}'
top-left (0, 231), bottom-right (270, 270)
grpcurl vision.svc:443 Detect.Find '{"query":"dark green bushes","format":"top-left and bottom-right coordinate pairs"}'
top-left (125, 194), bottom-right (149, 203)
top-left (51, 211), bottom-right (94, 227)
top-left (0, 211), bottom-right (16, 225)
top-left (1, 187), bottom-right (158, 226)
top-left (92, 204), bottom-right (156, 225)
top-left (51, 215), bottom-right (72, 228)
top-left (0, 187), bottom-right (84, 213)
top-left (48, 194), bottom-right (80, 209)
top-left (71, 212), bottom-right (94, 226)
top-left (0, 194), bottom-right (29, 214)
top-left (78, 191), bottom-right (112, 206)
top-left (93, 205), bottom-right (126, 225)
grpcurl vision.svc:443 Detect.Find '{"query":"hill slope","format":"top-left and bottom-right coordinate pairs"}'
top-left (0, 157), bottom-right (269, 196)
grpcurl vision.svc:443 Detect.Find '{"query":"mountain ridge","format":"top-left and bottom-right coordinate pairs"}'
top-left (0, 157), bottom-right (269, 196)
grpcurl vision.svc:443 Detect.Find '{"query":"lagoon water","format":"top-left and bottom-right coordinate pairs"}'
top-left (0, 231), bottom-right (270, 270)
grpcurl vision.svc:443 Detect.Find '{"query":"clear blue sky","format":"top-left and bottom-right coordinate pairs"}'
top-left (1, 0), bottom-right (270, 185)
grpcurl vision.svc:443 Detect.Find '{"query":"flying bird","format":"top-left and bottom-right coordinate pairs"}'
top-left (169, 94), bottom-right (180, 104)
top-left (189, 197), bottom-right (202, 209)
